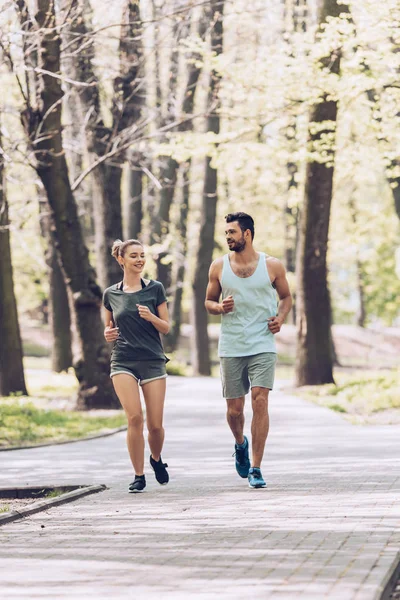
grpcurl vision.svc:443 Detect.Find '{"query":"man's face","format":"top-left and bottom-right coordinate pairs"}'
top-left (225, 221), bottom-right (246, 252)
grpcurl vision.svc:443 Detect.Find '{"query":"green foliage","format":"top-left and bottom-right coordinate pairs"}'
top-left (0, 401), bottom-right (126, 447)
top-left (2, 0), bottom-right (400, 332)
top-left (0, 505), bottom-right (10, 513)
top-left (299, 369), bottom-right (400, 422)
top-left (328, 404), bottom-right (347, 413)
top-left (45, 490), bottom-right (63, 499)
top-left (25, 364), bottom-right (78, 399)
top-left (362, 240), bottom-right (400, 325)
top-left (22, 341), bottom-right (50, 358)
top-left (166, 356), bottom-right (189, 377)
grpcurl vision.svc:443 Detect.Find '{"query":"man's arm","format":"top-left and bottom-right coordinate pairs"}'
top-left (268, 260), bottom-right (292, 334)
top-left (205, 259), bottom-right (234, 315)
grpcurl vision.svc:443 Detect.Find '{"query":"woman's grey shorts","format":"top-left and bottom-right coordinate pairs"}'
top-left (110, 359), bottom-right (167, 386)
top-left (220, 352), bottom-right (277, 399)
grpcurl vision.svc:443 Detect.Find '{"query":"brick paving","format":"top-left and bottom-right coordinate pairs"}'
top-left (0, 376), bottom-right (399, 599)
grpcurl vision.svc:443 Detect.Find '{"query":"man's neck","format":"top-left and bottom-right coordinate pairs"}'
top-left (230, 245), bottom-right (258, 263)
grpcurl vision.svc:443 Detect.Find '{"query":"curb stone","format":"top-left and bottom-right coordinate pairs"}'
top-left (380, 551), bottom-right (400, 600)
top-left (0, 484), bottom-right (107, 526)
top-left (0, 425), bottom-right (127, 452)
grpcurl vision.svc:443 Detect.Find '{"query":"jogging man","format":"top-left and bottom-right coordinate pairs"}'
top-left (205, 212), bottom-right (292, 488)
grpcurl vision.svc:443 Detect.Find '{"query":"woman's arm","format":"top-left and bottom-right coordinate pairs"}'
top-left (136, 301), bottom-right (170, 335)
top-left (104, 308), bottom-right (119, 342)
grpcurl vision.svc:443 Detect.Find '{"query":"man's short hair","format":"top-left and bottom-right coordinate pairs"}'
top-left (225, 212), bottom-right (255, 240)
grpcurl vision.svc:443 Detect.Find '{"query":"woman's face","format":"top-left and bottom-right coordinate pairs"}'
top-left (120, 244), bottom-right (146, 273)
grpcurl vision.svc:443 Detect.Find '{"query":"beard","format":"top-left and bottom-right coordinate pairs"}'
top-left (228, 236), bottom-right (246, 252)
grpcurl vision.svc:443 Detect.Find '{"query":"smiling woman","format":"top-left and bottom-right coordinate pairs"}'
top-left (102, 239), bottom-right (170, 494)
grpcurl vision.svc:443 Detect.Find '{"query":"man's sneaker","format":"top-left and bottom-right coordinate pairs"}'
top-left (248, 467), bottom-right (267, 489)
top-left (150, 455), bottom-right (169, 485)
top-left (233, 436), bottom-right (250, 478)
top-left (129, 475), bottom-right (146, 493)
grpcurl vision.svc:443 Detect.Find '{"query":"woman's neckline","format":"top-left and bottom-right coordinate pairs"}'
top-left (118, 278), bottom-right (151, 293)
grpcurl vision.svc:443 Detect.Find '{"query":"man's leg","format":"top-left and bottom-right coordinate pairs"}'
top-left (251, 386), bottom-right (270, 468)
top-left (226, 397), bottom-right (245, 444)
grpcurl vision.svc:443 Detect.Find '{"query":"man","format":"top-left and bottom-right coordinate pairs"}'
top-left (205, 212), bottom-right (292, 489)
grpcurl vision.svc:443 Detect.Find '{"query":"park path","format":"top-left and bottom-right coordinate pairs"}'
top-left (0, 376), bottom-right (399, 599)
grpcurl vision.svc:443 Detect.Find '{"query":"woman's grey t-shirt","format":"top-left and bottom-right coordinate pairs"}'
top-left (103, 280), bottom-right (167, 362)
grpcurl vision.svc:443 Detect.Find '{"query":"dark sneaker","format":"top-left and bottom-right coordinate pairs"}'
top-left (233, 436), bottom-right (250, 478)
top-left (248, 467), bottom-right (266, 489)
top-left (150, 455), bottom-right (169, 485)
top-left (129, 475), bottom-right (146, 493)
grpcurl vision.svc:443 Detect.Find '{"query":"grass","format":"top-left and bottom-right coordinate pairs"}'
top-left (0, 505), bottom-right (10, 513)
top-left (45, 490), bottom-right (63, 499)
top-left (23, 357), bottom-right (78, 399)
top-left (297, 368), bottom-right (400, 424)
top-left (0, 357), bottom-right (126, 448)
top-left (22, 341), bottom-right (50, 358)
top-left (0, 401), bottom-right (126, 448)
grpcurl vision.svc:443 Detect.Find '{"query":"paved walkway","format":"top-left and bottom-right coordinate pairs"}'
top-left (0, 377), bottom-right (399, 599)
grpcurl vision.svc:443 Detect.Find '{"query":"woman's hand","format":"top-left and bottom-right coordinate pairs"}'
top-left (104, 320), bottom-right (119, 342)
top-left (136, 304), bottom-right (154, 323)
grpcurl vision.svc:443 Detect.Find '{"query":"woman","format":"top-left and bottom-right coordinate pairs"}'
top-left (103, 238), bottom-right (170, 493)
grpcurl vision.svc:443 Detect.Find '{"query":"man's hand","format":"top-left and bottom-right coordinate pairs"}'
top-left (104, 320), bottom-right (119, 342)
top-left (220, 295), bottom-right (234, 314)
top-left (268, 316), bottom-right (284, 334)
top-left (137, 304), bottom-right (154, 322)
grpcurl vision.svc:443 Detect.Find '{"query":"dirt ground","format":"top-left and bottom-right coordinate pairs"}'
top-left (0, 498), bottom-right (39, 514)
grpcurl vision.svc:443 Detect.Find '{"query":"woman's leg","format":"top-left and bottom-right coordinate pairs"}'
top-left (141, 378), bottom-right (166, 461)
top-left (112, 374), bottom-right (144, 475)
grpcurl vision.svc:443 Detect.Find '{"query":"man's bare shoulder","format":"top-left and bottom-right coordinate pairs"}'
top-left (265, 255), bottom-right (286, 285)
top-left (209, 256), bottom-right (224, 275)
top-left (266, 255), bottom-right (285, 271)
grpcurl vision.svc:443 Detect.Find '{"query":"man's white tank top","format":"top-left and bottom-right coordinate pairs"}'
top-left (218, 252), bottom-right (277, 357)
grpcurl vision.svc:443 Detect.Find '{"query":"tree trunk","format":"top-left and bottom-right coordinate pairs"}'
top-left (165, 162), bottom-right (190, 352)
top-left (356, 261), bottom-right (366, 328)
top-left (295, 0), bottom-right (348, 386)
top-left (0, 114), bottom-right (28, 396)
top-left (192, 1), bottom-right (224, 375)
top-left (365, 90), bottom-right (400, 221)
top-left (165, 12), bottom-right (209, 351)
top-left (282, 1), bottom-right (307, 325)
top-left (60, 0), bottom-right (143, 288)
top-left (61, 47), bottom-right (94, 241)
top-left (126, 150), bottom-right (143, 239)
top-left (38, 192), bottom-right (72, 372)
top-left (348, 196), bottom-right (366, 328)
top-left (150, 2), bottom-right (188, 290)
top-left (151, 156), bottom-right (178, 292)
top-left (18, 0), bottom-right (118, 408)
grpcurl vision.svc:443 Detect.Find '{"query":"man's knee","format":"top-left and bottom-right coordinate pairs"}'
top-left (227, 399), bottom-right (244, 419)
top-left (252, 388), bottom-right (269, 412)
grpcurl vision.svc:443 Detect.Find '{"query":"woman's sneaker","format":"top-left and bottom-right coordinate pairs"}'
top-left (233, 436), bottom-right (250, 478)
top-left (129, 475), bottom-right (146, 493)
top-left (248, 467), bottom-right (266, 489)
top-left (150, 455), bottom-right (169, 485)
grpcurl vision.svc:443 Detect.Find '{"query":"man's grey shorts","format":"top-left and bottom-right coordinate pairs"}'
top-left (220, 353), bottom-right (277, 399)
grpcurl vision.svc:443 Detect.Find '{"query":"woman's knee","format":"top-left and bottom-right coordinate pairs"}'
top-left (147, 423), bottom-right (164, 437)
top-left (127, 412), bottom-right (144, 429)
